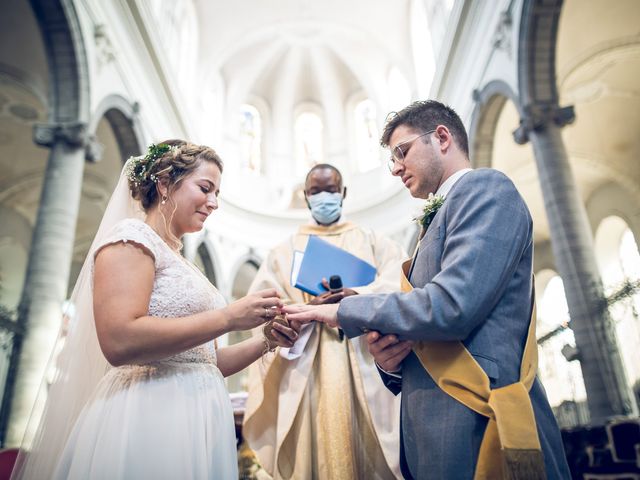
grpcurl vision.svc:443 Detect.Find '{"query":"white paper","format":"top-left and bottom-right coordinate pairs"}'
top-left (279, 322), bottom-right (314, 360)
top-left (290, 250), bottom-right (304, 286)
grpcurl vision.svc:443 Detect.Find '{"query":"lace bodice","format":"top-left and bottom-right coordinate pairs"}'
top-left (95, 218), bottom-right (225, 365)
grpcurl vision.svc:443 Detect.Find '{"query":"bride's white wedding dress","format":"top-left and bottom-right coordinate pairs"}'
top-left (52, 218), bottom-right (238, 479)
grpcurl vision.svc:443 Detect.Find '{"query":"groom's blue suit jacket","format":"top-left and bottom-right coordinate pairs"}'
top-left (339, 169), bottom-right (571, 479)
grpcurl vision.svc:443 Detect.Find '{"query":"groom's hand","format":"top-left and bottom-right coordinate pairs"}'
top-left (366, 331), bottom-right (413, 373)
top-left (283, 303), bottom-right (340, 328)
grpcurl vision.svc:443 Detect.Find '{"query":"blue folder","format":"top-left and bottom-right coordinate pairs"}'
top-left (293, 236), bottom-right (377, 296)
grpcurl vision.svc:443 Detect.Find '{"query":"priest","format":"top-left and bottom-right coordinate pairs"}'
top-left (243, 164), bottom-right (406, 480)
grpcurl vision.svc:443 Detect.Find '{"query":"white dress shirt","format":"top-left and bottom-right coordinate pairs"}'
top-left (435, 168), bottom-right (473, 198)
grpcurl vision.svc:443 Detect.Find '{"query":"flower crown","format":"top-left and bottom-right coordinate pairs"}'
top-left (124, 143), bottom-right (179, 186)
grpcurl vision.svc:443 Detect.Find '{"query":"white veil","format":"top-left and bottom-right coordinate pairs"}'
top-left (11, 163), bottom-right (145, 478)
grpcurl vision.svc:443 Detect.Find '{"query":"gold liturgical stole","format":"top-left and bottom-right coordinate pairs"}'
top-left (400, 259), bottom-right (546, 480)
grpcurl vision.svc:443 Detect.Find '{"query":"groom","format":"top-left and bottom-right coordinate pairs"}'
top-left (285, 100), bottom-right (571, 479)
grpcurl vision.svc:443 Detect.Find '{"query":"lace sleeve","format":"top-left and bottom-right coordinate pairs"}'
top-left (93, 218), bottom-right (159, 266)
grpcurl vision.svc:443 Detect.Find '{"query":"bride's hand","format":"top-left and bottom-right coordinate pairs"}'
top-left (224, 289), bottom-right (283, 332)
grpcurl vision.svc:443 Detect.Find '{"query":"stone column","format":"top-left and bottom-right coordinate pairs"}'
top-left (515, 105), bottom-right (636, 423)
top-left (0, 122), bottom-right (92, 446)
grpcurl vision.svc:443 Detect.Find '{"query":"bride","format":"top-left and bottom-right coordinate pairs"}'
top-left (11, 140), bottom-right (298, 479)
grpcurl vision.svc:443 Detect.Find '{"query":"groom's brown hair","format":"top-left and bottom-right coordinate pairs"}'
top-left (380, 100), bottom-right (469, 157)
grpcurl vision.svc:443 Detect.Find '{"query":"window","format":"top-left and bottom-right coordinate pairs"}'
top-left (239, 104), bottom-right (262, 172)
top-left (613, 229), bottom-right (640, 387)
top-left (596, 218), bottom-right (640, 392)
top-left (619, 229), bottom-right (640, 280)
top-left (354, 99), bottom-right (380, 172)
top-left (295, 111), bottom-right (323, 177)
top-left (536, 274), bottom-right (587, 408)
top-left (388, 68), bottom-right (411, 111)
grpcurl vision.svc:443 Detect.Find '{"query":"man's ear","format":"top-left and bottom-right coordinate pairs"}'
top-left (304, 191), bottom-right (311, 210)
top-left (342, 186), bottom-right (347, 202)
top-left (435, 125), bottom-right (452, 153)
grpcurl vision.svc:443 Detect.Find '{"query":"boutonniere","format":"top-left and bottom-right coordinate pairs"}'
top-left (415, 193), bottom-right (445, 229)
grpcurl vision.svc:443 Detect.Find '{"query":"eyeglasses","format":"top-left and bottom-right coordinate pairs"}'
top-left (387, 129), bottom-right (436, 172)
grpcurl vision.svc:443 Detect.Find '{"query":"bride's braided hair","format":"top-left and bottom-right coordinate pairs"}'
top-left (127, 139), bottom-right (224, 211)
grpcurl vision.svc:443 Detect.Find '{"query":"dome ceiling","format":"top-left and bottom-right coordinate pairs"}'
top-left (185, 0), bottom-right (429, 220)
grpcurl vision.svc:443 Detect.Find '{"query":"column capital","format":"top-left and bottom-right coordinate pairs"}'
top-left (512, 104), bottom-right (575, 145)
top-left (33, 122), bottom-right (88, 147)
top-left (32, 122), bottom-right (103, 163)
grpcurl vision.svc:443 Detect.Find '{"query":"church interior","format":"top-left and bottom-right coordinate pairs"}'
top-left (0, 0), bottom-right (639, 477)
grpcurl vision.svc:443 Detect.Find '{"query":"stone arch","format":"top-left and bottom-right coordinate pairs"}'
top-left (517, 0), bottom-right (562, 105)
top-left (515, 0), bottom-right (573, 141)
top-left (89, 94), bottom-right (144, 161)
top-left (30, 0), bottom-right (90, 124)
top-left (593, 216), bottom-right (636, 284)
top-left (468, 80), bottom-right (520, 168)
top-left (229, 253), bottom-right (262, 300)
top-left (587, 183), bottom-right (640, 248)
top-left (225, 253), bottom-right (262, 393)
top-left (196, 239), bottom-right (222, 287)
top-left (67, 96), bottom-right (146, 283)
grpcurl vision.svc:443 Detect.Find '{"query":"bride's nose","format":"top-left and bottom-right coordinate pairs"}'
top-left (206, 194), bottom-right (218, 211)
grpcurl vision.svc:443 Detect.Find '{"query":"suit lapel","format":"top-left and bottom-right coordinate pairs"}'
top-left (407, 216), bottom-right (439, 281)
top-left (406, 171), bottom-right (474, 283)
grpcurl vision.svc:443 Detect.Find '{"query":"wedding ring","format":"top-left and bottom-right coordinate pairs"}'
top-left (263, 307), bottom-right (271, 318)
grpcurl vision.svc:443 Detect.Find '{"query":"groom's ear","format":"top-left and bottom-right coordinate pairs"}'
top-left (434, 125), bottom-right (453, 154)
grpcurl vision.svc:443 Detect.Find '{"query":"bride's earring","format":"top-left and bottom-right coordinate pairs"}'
top-left (161, 195), bottom-right (167, 205)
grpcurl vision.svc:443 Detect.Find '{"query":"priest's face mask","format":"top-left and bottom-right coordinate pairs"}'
top-left (304, 167), bottom-right (347, 225)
